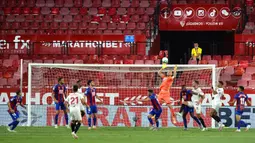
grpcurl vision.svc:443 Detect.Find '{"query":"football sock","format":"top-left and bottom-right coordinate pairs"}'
top-left (238, 120), bottom-right (247, 130)
top-left (211, 114), bottom-right (221, 123)
top-left (71, 122), bottom-right (75, 132)
top-left (11, 121), bottom-right (19, 130)
top-left (88, 117), bottom-right (92, 127)
top-left (199, 117), bottom-right (206, 128)
top-left (191, 115), bottom-right (201, 126)
top-left (81, 111), bottom-right (85, 117)
top-left (93, 117), bottom-right (97, 126)
top-left (64, 113), bottom-right (68, 125)
top-left (75, 122), bottom-right (81, 133)
top-left (148, 117), bottom-right (153, 125)
top-left (183, 117), bottom-right (187, 129)
top-left (54, 114), bottom-right (59, 125)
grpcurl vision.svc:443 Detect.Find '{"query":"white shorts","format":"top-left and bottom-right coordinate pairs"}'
top-left (70, 108), bottom-right (82, 121)
top-left (212, 101), bottom-right (221, 112)
top-left (187, 101), bottom-right (201, 114)
top-left (80, 104), bottom-right (85, 111)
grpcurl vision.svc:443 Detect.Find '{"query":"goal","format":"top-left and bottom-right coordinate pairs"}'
top-left (27, 64), bottom-right (217, 128)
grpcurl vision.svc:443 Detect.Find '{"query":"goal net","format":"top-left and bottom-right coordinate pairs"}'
top-left (27, 64), bottom-right (217, 128)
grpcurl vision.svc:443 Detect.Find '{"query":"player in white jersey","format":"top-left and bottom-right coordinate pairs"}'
top-left (186, 80), bottom-right (207, 131)
top-left (77, 80), bottom-right (85, 118)
top-left (211, 81), bottom-right (225, 130)
top-left (65, 84), bottom-right (88, 139)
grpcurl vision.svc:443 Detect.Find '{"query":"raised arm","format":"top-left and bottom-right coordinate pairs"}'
top-left (158, 67), bottom-right (165, 78)
top-left (172, 65), bottom-right (177, 78)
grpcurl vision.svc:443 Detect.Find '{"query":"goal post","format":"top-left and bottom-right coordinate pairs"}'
top-left (27, 63), bottom-right (217, 128)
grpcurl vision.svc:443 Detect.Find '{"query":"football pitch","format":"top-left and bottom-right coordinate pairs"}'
top-left (1, 126), bottom-right (255, 143)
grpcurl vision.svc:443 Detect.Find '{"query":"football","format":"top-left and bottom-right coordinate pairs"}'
top-left (162, 57), bottom-right (168, 63)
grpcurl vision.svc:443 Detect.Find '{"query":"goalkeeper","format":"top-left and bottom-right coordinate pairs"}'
top-left (157, 64), bottom-right (177, 124)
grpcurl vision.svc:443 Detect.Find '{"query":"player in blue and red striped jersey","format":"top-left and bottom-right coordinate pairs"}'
top-left (138, 89), bottom-right (162, 131)
top-left (85, 80), bottom-right (103, 130)
top-left (52, 77), bottom-right (69, 129)
top-left (176, 85), bottom-right (202, 130)
top-left (7, 90), bottom-right (26, 132)
top-left (229, 86), bottom-right (251, 132)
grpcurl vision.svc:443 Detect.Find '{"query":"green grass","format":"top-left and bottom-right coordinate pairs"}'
top-left (1, 126), bottom-right (255, 143)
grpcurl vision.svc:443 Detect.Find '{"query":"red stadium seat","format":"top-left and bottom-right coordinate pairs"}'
top-left (51, 8), bottom-right (59, 15)
top-left (46, 0), bottom-right (55, 7)
top-left (248, 80), bottom-right (255, 88)
top-left (208, 60), bottom-right (218, 66)
top-left (98, 7), bottom-right (106, 16)
top-left (83, 15), bottom-right (91, 22)
top-left (124, 59), bottom-right (134, 64)
top-left (146, 7), bottom-right (155, 15)
top-left (0, 0), bottom-right (6, 7)
top-left (223, 55), bottom-right (232, 60)
top-left (199, 60), bottom-right (208, 64)
top-left (145, 60), bottom-right (154, 64)
top-left (117, 8), bottom-right (127, 15)
top-left (107, 8), bottom-right (116, 16)
top-left (220, 73), bottom-right (231, 81)
top-left (228, 60), bottom-right (238, 67)
top-left (12, 8), bottom-right (21, 15)
top-left (202, 55), bottom-right (211, 60)
top-left (131, 0), bottom-right (139, 7)
top-left (64, 0), bottom-right (74, 7)
top-left (135, 60), bottom-right (144, 64)
top-left (237, 80), bottom-right (248, 87)
top-left (140, 1), bottom-right (150, 7)
top-left (92, 0), bottom-right (101, 7)
top-left (32, 7), bottom-right (40, 15)
top-left (112, 15), bottom-right (120, 23)
top-left (63, 60), bottom-right (73, 64)
top-left (239, 60), bottom-right (249, 69)
top-left (60, 7), bottom-right (70, 15)
top-left (0, 79), bottom-right (7, 87)
top-left (121, 0), bottom-right (130, 7)
top-left (218, 60), bottom-right (228, 67)
top-left (188, 60), bottom-right (197, 64)
top-left (136, 7), bottom-right (145, 15)
top-left (127, 8), bottom-right (136, 15)
top-left (55, 0), bottom-right (64, 7)
top-left (79, 7), bottom-right (87, 15)
top-left (114, 60), bottom-right (123, 64)
top-left (73, 0), bottom-right (82, 7)
top-left (36, 0), bottom-right (45, 7)
top-left (246, 67), bottom-right (255, 74)
top-left (54, 60), bottom-right (63, 63)
top-left (212, 55), bottom-right (222, 61)
top-left (27, 0), bottom-right (36, 7)
top-left (111, 0), bottom-right (119, 7)
top-left (224, 66), bottom-right (234, 74)
top-left (131, 15), bottom-right (139, 22)
top-left (242, 73), bottom-right (252, 80)
top-left (127, 22), bottom-right (136, 30)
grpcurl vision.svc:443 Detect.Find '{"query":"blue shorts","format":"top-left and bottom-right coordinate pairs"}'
top-left (86, 105), bottom-right (97, 115)
top-left (149, 108), bottom-right (162, 119)
top-left (9, 111), bottom-right (20, 121)
top-left (55, 102), bottom-right (66, 110)
top-left (235, 110), bottom-right (243, 116)
top-left (184, 106), bottom-right (194, 113)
